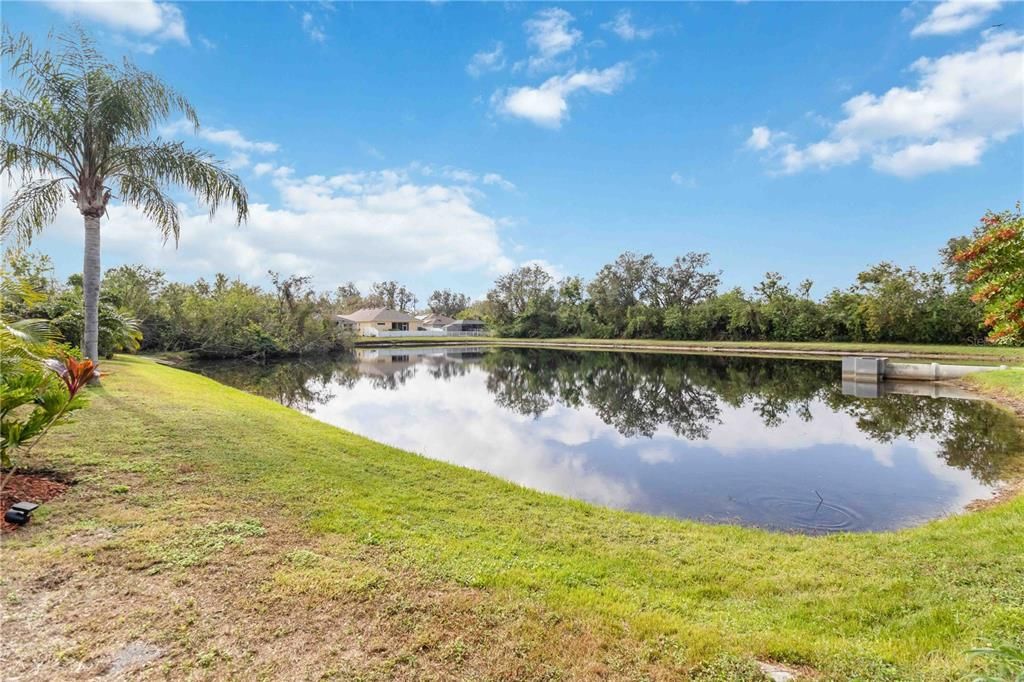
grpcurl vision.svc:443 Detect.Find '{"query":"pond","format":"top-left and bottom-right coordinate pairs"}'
top-left (189, 346), bottom-right (1024, 534)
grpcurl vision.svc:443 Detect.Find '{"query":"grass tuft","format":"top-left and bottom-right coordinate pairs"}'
top-left (152, 519), bottom-right (265, 569)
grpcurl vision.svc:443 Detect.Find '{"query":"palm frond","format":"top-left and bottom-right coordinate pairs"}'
top-left (95, 61), bottom-right (199, 149)
top-left (0, 95), bottom-right (81, 176)
top-left (3, 318), bottom-right (56, 344)
top-left (0, 271), bottom-right (59, 366)
top-left (0, 178), bottom-right (68, 243)
top-left (103, 306), bottom-right (143, 352)
top-left (0, 139), bottom-right (75, 181)
top-left (115, 172), bottom-right (180, 243)
top-left (0, 274), bottom-right (46, 308)
top-left (2, 27), bottom-right (93, 130)
top-left (0, 323), bottom-right (57, 373)
top-left (114, 141), bottom-right (248, 231)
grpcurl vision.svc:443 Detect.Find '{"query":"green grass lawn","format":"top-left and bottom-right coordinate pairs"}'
top-left (3, 357), bottom-right (1023, 680)
top-left (965, 367), bottom-right (1024, 400)
top-left (355, 336), bottom-right (1024, 364)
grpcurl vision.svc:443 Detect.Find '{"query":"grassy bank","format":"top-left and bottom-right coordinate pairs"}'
top-left (966, 367), bottom-right (1024, 397)
top-left (964, 368), bottom-right (1024, 416)
top-left (355, 336), bottom-right (1024, 364)
top-left (3, 357), bottom-right (1023, 680)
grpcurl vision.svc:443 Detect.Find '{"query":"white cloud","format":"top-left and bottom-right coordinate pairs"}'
top-left (487, 7), bottom-right (638, 128)
top-left (252, 162), bottom-right (275, 177)
top-left (523, 7), bottom-right (581, 73)
top-left (110, 35), bottom-right (160, 55)
top-left (200, 128), bottom-right (279, 153)
top-left (482, 173), bottom-right (516, 191)
top-left (226, 152), bottom-right (251, 170)
top-left (779, 138), bottom-right (862, 174)
top-left (746, 126), bottom-right (775, 151)
top-left (748, 30), bottom-right (1024, 177)
top-left (871, 136), bottom-right (987, 176)
top-left (409, 164), bottom-right (516, 191)
top-left (43, 0), bottom-right (188, 45)
top-left (493, 62), bottom-right (631, 128)
top-left (670, 172), bottom-right (697, 188)
top-left (161, 120), bottom-right (280, 154)
top-left (27, 165), bottom-right (515, 289)
top-left (301, 12), bottom-right (326, 43)
top-left (443, 168), bottom-right (477, 184)
top-left (911, 0), bottom-right (1003, 37)
top-left (602, 10), bottom-right (655, 41)
top-left (467, 42), bottom-right (507, 77)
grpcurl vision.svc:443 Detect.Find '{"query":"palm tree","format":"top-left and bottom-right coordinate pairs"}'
top-left (1, 28), bottom-right (248, 363)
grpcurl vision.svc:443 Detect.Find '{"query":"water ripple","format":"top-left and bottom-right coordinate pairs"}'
top-left (743, 494), bottom-right (865, 533)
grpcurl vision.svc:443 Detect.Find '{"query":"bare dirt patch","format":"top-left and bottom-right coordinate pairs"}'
top-left (1, 471), bottom-right (72, 533)
top-left (757, 660), bottom-right (819, 681)
top-left (967, 477), bottom-right (1024, 512)
top-left (104, 641), bottom-right (164, 678)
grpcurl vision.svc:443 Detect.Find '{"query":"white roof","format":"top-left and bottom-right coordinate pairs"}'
top-left (340, 308), bottom-right (417, 323)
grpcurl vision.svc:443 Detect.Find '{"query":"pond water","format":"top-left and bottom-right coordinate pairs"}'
top-left (190, 346), bottom-right (1023, 534)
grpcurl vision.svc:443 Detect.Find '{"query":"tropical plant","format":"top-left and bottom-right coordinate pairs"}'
top-left (0, 273), bottom-right (55, 374)
top-left (49, 294), bottom-right (143, 358)
top-left (1, 355), bottom-right (95, 471)
top-left (1, 28), bottom-right (248, 364)
top-left (1, 267), bottom-right (96, 473)
top-left (2, 370), bottom-right (66, 470)
top-left (955, 204), bottom-right (1024, 345)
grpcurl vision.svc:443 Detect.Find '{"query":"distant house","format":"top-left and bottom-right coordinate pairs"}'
top-left (335, 308), bottom-right (427, 336)
top-left (335, 308), bottom-right (487, 336)
top-left (443, 319), bottom-right (486, 333)
top-left (417, 313), bottom-right (456, 328)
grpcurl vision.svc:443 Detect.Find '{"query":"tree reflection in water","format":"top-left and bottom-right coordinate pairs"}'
top-left (190, 356), bottom-right (352, 412)
top-left (191, 346), bottom-right (1024, 485)
top-left (483, 349), bottom-right (1023, 485)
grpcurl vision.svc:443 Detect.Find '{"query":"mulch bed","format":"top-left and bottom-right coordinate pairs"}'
top-left (1, 471), bottom-right (71, 534)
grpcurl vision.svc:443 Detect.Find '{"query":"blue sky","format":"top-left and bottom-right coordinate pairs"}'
top-left (4, 1), bottom-right (1023, 300)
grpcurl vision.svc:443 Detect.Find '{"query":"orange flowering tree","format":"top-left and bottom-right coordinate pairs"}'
top-left (954, 203), bottom-right (1024, 345)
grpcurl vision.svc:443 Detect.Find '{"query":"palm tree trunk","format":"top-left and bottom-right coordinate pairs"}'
top-left (83, 214), bottom-right (101, 362)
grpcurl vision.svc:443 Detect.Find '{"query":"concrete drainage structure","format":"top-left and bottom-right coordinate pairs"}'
top-left (840, 356), bottom-right (1008, 399)
top-left (841, 356), bottom-right (1006, 382)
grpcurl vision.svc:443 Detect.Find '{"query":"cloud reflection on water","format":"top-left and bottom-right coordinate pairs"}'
top-left (194, 347), bottom-right (1023, 532)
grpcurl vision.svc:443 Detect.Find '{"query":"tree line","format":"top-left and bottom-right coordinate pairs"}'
top-left (477, 206), bottom-right (1021, 345)
top-left (332, 281), bottom-right (471, 317)
top-left (4, 206), bottom-right (1018, 359)
top-left (1, 252), bottom-right (479, 359)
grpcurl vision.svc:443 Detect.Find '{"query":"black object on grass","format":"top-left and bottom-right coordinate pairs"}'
top-left (4, 501), bottom-right (40, 525)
